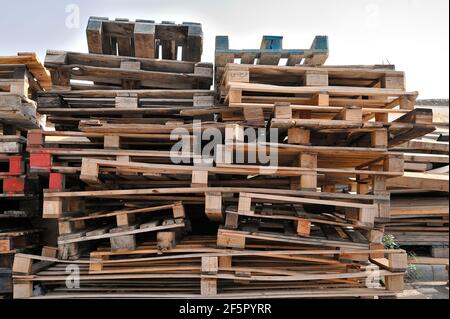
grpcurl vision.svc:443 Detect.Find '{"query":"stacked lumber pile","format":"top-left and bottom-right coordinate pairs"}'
top-left (10, 21), bottom-right (436, 299)
top-left (384, 109), bottom-right (449, 256)
top-left (0, 53), bottom-right (51, 295)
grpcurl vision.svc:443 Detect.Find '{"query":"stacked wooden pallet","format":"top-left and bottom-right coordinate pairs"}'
top-left (216, 63), bottom-right (434, 143)
top-left (0, 53), bottom-right (51, 130)
top-left (44, 50), bottom-right (212, 91)
top-left (24, 49), bottom-right (215, 264)
top-left (10, 29), bottom-right (434, 299)
top-left (0, 53), bottom-right (50, 295)
top-left (215, 35), bottom-right (329, 95)
top-left (12, 236), bottom-right (408, 299)
top-left (384, 118), bottom-right (449, 256)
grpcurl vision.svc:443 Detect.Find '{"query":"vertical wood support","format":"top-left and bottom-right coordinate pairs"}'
top-left (86, 17), bottom-right (104, 54)
top-left (217, 233), bottom-right (246, 249)
top-left (116, 214), bottom-right (135, 227)
top-left (201, 256), bottom-right (218, 296)
top-left (296, 219), bottom-right (311, 237)
top-left (311, 93), bottom-right (329, 106)
top-left (225, 212), bottom-right (239, 229)
top-left (12, 256), bottom-right (33, 275)
top-left (80, 158), bottom-right (100, 184)
top-left (42, 246), bottom-right (58, 258)
top-left (120, 61), bottom-right (141, 90)
top-left (13, 282), bottom-right (33, 299)
top-left (303, 70), bottom-right (329, 86)
top-left (109, 226), bottom-right (136, 252)
top-left (157, 231), bottom-right (177, 250)
top-left (191, 170), bottom-right (208, 187)
top-left (205, 192), bottom-right (223, 222)
top-left (375, 112), bottom-right (389, 123)
top-left (43, 197), bottom-right (63, 219)
top-left (237, 193), bottom-right (253, 215)
top-left (219, 256), bottom-right (232, 268)
top-left (399, 94), bottom-right (416, 110)
top-left (89, 255), bottom-right (109, 273)
top-left (47, 52), bottom-right (70, 90)
top-left (288, 128), bottom-right (310, 145)
top-left (274, 102), bottom-right (292, 120)
top-left (104, 135), bottom-right (121, 149)
top-left (172, 202), bottom-right (186, 220)
top-left (299, 152), bottom-right (318, 191)
top-left (385, 275), bottom-right (405, 292)
top-left (184, 24), bottom-right (203, 62)
top-left (134, 22), bottom-right (156, 58)
top-left (49, 173), bottom-right (66, 191)
top-left (371, 129), bottom-right (388, 148)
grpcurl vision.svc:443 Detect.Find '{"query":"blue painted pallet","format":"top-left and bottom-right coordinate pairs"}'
top-left (215, 35), bottom-right (329, 67)
top-left (0, 268), bottom-right (12, 295)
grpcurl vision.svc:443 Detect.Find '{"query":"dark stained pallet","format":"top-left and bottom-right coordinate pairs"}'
top-left (87, 17), bottom-right (203, 62)
top-left (45, 50), bottom-right (213, 91)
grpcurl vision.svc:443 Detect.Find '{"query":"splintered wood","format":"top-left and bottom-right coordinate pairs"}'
top-left (2, 18), bottom-right (444, 299)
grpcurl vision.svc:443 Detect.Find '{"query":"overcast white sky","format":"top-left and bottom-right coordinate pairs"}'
top-left (1, 0), bottom-right (448, 98)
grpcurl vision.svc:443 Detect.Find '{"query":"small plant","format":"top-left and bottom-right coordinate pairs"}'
top-left (382, 234), bottom-right (399, 249)
top-left (405, 251), bottom-right (421, 282)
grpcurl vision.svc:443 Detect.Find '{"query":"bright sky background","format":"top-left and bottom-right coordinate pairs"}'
top-left (1, 0), bottom-right (448, 98)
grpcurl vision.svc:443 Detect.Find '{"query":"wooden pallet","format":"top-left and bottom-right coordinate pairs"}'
top-left (220, 191), bottom-right (385, 245)
top-left (56, 202), bottom-right (187, 259)
top-left (382, 195), bottom-right (449, 249)
top-left (58, 218), bottom-right (186, 260)
top-left (36, 89), bottom-right (215, 130)
top-left (215, 35), bottom-right (329, 91)
top-left (0, 53), bottom-right (52, 90)
top-left (11, 238), bottom-right (407, 299)
top-left (0, 155), bottom-right (24, 177)
top-left (0, 151), bottom-right (27, 196)
top-left (0, 229), bottom-right (42, 254)
top-left (388, 133), bottom-right (449, 191)
top-left (0, 136), bottom-right (26, 154)
top-left (216, 63), bottom-right (405, 100)
top-left (0, 64), bottom-right (43, 99)
top-left (27, 133), bottom-right (199, 175)
top-left (0, 95), bottom-right (41, 130)
top-left (87, 17), bottom-right (203, 62)
top-left (45, 50), bottom-right (213, 91)
top-left (225, 194), bottom-right (380, 231)
top-left (216, 64), bottom-right (434, 141)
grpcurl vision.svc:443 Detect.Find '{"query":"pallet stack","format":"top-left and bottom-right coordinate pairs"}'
top-left (384, 112), bottom-right (449, 258)
top-left (209, 37), bottom-right (434, 297)
top-left (0, 53), bottom-right (52, 295)
top-left (9, 18), bottom-right (438, 299)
